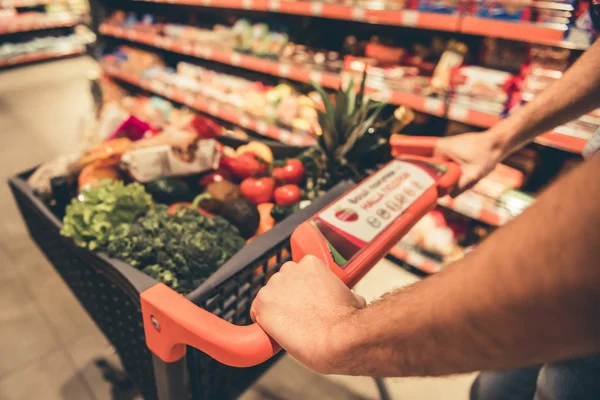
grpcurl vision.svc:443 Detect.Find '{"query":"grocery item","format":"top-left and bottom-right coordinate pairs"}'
top-left (240, 177), bottom-right (276, 204)
top-left (274, 184), bottom-right (302, 205)
top-left (120, 139), bottom-right (220, 183)
top-left (145, 177), bottom-right (192, 204)
top-left (219, 198), bottom-right (260, 238)
top-left (61, 181), bottom-right (152, 250)
top-left (271, 159), bottom-right (305, 185)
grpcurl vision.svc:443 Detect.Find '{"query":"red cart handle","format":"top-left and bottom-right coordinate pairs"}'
top-left (141, 136), bottom-right (459, 367)
top-left (390, 134), bottom-right (438, 158)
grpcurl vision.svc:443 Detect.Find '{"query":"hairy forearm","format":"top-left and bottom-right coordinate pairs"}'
top-left (488, 39), bottom-right (600, 158)
top-left (328, 154), bottom-right (600, 377)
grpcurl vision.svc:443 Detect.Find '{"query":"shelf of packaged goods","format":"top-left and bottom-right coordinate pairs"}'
top-left (135, 0), bottom-right (461, 32)
top-left (459, 17), bottom-right (568, 47)
top-left (447, 104), bottom-right (588, 154)
top-left (102, 64), bottom-right (316, 146)
top-left (0, 48), bottom-right (83, 67)
top-left (438, 194), bottom-right (511, 227)
top-left (389, 243), bottom-right (444, 274)
top-left (374, 89), bottom-right (445, 117)
top-left (0, 17), bottom-right (76, 35)
top-left (100, 24), bottom-right (342, 88)
top-left (100, 24), bottom-right (447, 116)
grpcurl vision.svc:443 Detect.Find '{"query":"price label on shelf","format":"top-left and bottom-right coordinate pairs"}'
top-left (182, 43), bottom-right (193, 55)
top-left (310, 2), bottom-right (323, 15)
top-left (277, 130), bottom-right (292, 144)
top-left (351, 7), bottom-right (366, 21)
top-left (239, 116), bottom-right (251, 128)
top-left (149, 81), bottom-right (164, 95)
top-left (202, 0), bottom-right (211, 5)
top-left (310, 71), bottom-right (323, 84)
top-left (278, 64), bottom-right (290, 78)
top-left (183, 94), bottom-right (195, 106)
top-left (401, 10), bottom-right (418, 27)
top-left (208, 103), bottom-right (220, 116)
top-left (448, 105), bottom-right (469, 122)
top-left (256, 122), bottom-right (267, 135)
top-left (242, 0), bottom-right (252, 9)
top-left (424, 97), bottom-right (443, 115)
top-left (268, 0), bottom-right (280, 11)
top-left (230, 53), bottom-right (241, 66)
top-left (372, 90), bottom-right (392, 103)
top-left (195, 45), bottom-right (213, 59)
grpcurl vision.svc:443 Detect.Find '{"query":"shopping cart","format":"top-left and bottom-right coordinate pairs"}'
top-left (9, 136), bottom-right (457, 400)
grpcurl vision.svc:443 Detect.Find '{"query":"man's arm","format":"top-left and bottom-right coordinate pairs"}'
top-left (251, 154), bottom-right (600, 376)
top-left (435, 38), bottom-right (600, 196)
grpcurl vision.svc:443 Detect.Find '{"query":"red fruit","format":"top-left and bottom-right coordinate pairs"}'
top-left (240, 177), bottom-right (275, 204)
top-left (190, 115), bottom-right (222, 139)
top-left (221, 152), bottom-right (267, 179)
top-left (274, 184), bottom-right (302, 205)
top-left (198, 168), bottom-right (234, 187)
top-left (272, 159), bottom-right (305, 185)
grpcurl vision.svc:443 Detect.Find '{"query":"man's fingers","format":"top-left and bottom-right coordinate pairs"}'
top-left (354, 293), bottom-right (367, 309)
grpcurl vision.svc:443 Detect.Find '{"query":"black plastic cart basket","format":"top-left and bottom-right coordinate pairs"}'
top-left (9, 168), bottom-right (354, 400)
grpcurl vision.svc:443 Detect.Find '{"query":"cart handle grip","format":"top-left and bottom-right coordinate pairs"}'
top-left (141, 283), bottom-right (280, 366)
top-left (390, 135), bottom-right (438, 157)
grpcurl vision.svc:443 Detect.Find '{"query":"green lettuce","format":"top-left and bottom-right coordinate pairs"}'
top-left (61, 181), bottom-right (152, 250)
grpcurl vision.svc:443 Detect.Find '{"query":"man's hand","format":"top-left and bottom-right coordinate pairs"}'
top-left (250, 255), bottom-right (366, 374)
top-left (434, 131), bottom-right (505, 197)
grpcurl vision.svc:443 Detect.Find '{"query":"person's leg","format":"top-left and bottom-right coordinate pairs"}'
top-left (534, 354), bottom-right (600, 400)
top-left (470, 365), bottom-right (542, 400)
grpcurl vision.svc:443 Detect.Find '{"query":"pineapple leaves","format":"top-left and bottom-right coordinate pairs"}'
top-left (335, 100), bottom-right (385, 160)
top-left (357, 67), bottom-right (367, 108)
top-left (313, 82), bottom-right (336, 124)
top-left (316, 110), bottom-right (336, 155)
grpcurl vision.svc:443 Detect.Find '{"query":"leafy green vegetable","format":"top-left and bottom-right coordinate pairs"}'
top-left (61, 181), bottom-right (152, 250)
top-left (104, 205), bottom-right (245, 294)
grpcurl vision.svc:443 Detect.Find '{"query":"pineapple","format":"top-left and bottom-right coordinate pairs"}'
top-left (299, 70), bottom-right (387, 198)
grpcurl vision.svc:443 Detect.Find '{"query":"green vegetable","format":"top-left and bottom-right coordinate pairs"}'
top-left (220, 198), bottom-right (260, 239)
top-left (145, 177), bottom-right (192, 204)
top-left (105, 205), bottom-right (245, 294)
top-left (270, 203), bottom-right (299, 222)
top-left (61, 181), bottom-right (152, 250)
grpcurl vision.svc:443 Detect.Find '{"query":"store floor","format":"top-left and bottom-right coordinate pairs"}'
top-left (0, 58), bottom-right (476, 400)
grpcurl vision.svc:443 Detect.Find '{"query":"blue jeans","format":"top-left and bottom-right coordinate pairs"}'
top-left (470, 354), bottom-right (600, 400)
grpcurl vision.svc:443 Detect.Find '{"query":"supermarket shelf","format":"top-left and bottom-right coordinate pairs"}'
top-left (134, 0), bottom-right (585, 49)
top-left (0, 0), bottom-right (53, 6)
top-left (460, 16), bottom-right (571, 48)
top-left (438, 194), bottom-right (511, 226)
top-left (0, 47), bottom-right (83, 67)
top-left (135, 0), bottom-right (460, 32)
top-left (447, 104), bottom-right (588, 154)
top-left (100, 24), bottom-right (341, 88)
top-left (103, 64), bottom-right (316, 146)
top-left (389, 243), bottom-right (444, 274)
top-left (0, 17), bottom-right (77, 35)
top-left (100, 24), bottom-right (446, 116)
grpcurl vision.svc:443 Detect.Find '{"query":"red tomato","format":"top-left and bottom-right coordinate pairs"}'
top-left (272, 159), bottom-right (305, 185)
top-left (240, 177), bottom-right (275, 204)
top-left (221, 153), bottom-right (267, 179)
top-left (198, 168), bottom-right (234, 187)
top-left (274, 184), bottom-right (302, 205)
